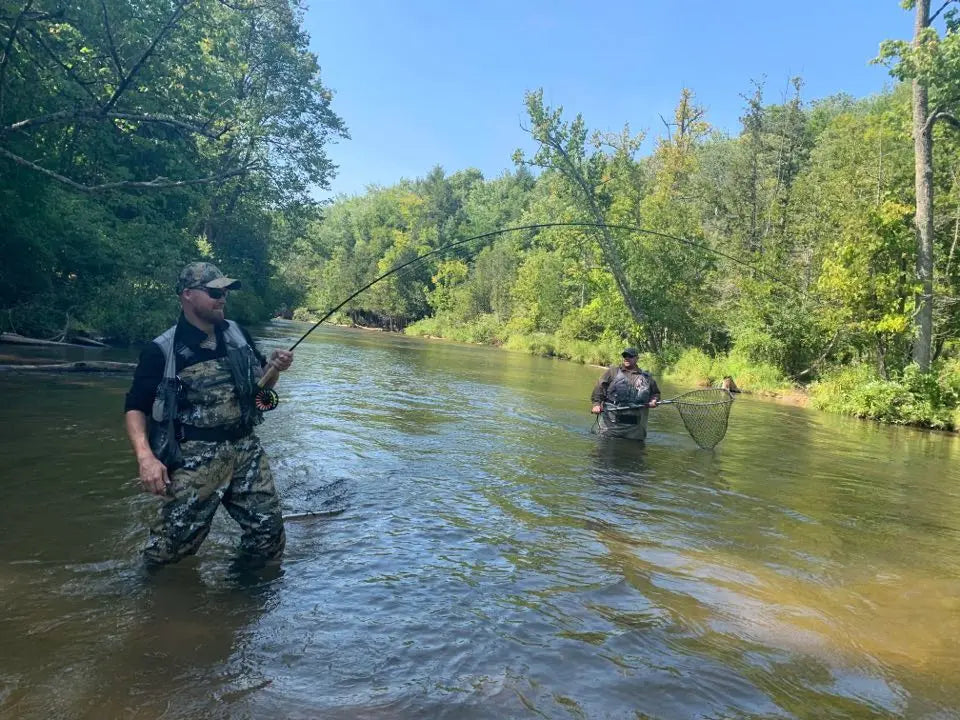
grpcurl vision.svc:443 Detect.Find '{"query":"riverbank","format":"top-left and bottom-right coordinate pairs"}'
top-left (403, 324), bottom-right (960, 433)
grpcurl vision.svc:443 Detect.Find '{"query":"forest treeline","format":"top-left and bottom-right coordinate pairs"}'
top-left (3, 1), bottom-right (960, 427)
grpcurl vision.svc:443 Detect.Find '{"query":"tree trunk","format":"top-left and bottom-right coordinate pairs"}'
top-left (912, 0), bottom-right (934, 371)
top-left (547, 148), bottom-right (660, 352)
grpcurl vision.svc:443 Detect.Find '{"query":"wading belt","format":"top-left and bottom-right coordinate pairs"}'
top-left (176, 424), bottom-right (251, 443)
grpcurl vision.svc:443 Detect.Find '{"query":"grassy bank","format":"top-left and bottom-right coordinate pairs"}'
top-left (405, 318), bottom-right (960, 431)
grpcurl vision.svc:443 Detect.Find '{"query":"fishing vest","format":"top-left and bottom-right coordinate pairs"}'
top-left (149, 320), bottom-right (263, 468)
top-left (606, 367), bottom-right (653, 407)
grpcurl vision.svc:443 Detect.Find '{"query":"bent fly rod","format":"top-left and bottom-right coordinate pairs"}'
top-left (253, 221), bottom-right (808, 411)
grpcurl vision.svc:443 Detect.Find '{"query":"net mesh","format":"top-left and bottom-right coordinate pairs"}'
top-left (669, 388), bottom-right (733, 449)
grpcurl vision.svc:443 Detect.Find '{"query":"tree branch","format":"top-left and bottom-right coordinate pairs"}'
top-left (0, 0), bottom-right (35, 118)
top-left (929, 0), bottom-right (957, 23)
top-left (4, 109), bottom-right (230, 138)
top-left (21, 27), bottom-right (101, 103)
top-left (795, 328), bottom-right (842, 378)
top-left (99, 0), bottom-right (125, 80)
top-left (105, 111), bottom-right (232, 138)
top-left (658, 113), bottom-right (673, 141)
top-left (935, 109), bottom-right (960, 130)
top-left (102, 0), bottom-right (194, 112)
top-left (0, 145), bottom-right (258, 192)
top-left (924, 107), bottom-right (960, 133)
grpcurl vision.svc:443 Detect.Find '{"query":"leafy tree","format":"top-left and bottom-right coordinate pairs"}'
top-left (514, 89), bottom-right (658, 350)
top-left (0, 0), bottom-right (345, 340)
top-left (877, 0), bottom-right (960, 369)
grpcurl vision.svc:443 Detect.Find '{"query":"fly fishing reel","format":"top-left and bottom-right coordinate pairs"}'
top-left (255, 386), bottom-right (280, 411)
top-left (254, 362), bottom-right (281, 411)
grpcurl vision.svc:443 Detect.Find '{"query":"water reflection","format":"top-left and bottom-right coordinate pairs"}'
top-left (590, 436), bottom-right (649, 477)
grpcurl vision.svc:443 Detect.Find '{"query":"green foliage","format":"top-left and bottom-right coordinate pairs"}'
top-left (298, 76), bottom-right (960, 428)
top-left (0, 0), bottom-right (346, 341)
top-left (406, 312), bottom-right (505, 345)
top-left (719, 349), bottom-right (793, 392)
top-left (811, 361), bottom-right (960, 428)
top-left (663, 347), bottom-right (790, 394)
top-left (501, 332), bottom-right (625, 366)
top-left (664, 348), bottom-right (716, 387)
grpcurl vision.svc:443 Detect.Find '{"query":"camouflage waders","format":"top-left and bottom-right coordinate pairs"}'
top-left (143, 435), bottom-right (285, 566)
top-left (144, 352), bottom-right (283, 567)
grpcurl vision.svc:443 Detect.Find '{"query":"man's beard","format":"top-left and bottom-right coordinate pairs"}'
top-left (196, 305), bottom-right (224, 324)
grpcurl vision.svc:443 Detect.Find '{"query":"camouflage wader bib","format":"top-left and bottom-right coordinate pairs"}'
top-left (597, 368), bottom-right (653, 440)
top-left (144, 344), bottom-right (284, 567)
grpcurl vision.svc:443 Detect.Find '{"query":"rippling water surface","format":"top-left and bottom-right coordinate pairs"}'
top-left (2, 322), bottom-right (960, 719)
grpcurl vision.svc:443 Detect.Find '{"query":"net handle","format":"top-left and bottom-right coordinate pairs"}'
top-left (603, 388), bottom-right (734, 411)
top-left (603, 400), bottom-right (674, 410)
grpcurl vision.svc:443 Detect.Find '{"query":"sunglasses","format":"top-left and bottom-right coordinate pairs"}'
top-left (190, 286), bottom-right (228, 299)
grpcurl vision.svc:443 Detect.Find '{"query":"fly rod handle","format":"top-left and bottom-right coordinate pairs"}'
top-left (258, 362), bottom-right (280, 389)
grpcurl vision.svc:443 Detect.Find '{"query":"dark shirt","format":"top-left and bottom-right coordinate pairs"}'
top-left (124, 314), bottom-right (266, 414)
top-left (590, 365), bottom-right (661, 404)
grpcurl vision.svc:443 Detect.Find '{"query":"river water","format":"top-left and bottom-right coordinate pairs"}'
top-left (1, 321), bottom-right (959, 719)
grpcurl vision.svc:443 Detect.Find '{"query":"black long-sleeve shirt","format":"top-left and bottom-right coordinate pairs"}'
top-left (124, 314), bottom-right (265, 414)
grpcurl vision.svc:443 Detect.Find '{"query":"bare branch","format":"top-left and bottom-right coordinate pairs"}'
top-left (924, 107), bottom-right (960, 133)
top-left (0, 0), bottom-right (35, 118)
top-left (4, 9), bottom-right (65, 22)
top-left (658, 113), bottom-right (673, 141)
top-left (4, 108), bottom-right (230, 138)
top-left (21, 27), bottom-right (101, 103)
top-left (215, 0), bottom-right (267, 9)
top-left (103, 0), bottom-right (194, 112)
top-left (0, 145), bottom-right (258, 192)
top-left (99, 0), bottom-right (125, 79)
top-left (935, 109), bottom-right (960, 130)
top-left (929, 0), bottom-right (957, 23)
top-left (795, 328), bottom-right (843, 378)
top-left (103, 111), bottom-right (232, 138)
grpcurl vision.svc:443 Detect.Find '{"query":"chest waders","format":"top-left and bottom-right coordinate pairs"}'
top-left (599, 368), bottom-right (653, 439)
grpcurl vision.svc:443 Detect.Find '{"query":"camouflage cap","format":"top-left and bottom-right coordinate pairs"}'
top-left (176, 262), bottom-right (241, 294)
top-left (621, 347), bottom-right (639, 357)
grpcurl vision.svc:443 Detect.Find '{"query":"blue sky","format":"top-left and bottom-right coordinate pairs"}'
top-left (303, 1), bottom-right (912, 199)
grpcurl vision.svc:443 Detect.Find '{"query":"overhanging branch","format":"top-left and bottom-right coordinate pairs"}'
top-left (102, 0), bottom-right (194, 112)
top-left (0, 145), bottom-right (257, 192)
top-left (0, 0), bottom-right (35, 117)
top-left (4, 109), bottom-right (230, 138)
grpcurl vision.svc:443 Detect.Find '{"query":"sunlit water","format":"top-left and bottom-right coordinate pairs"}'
top-left (1, 321), bottom-right (959, 719)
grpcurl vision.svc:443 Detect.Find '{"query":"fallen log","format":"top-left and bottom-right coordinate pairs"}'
top-left (0, 361), bottom-right (135, 373)
top-left (66, 336), bottom-right (110, 348)
top-left (0, 332), bottom-right (102, 349)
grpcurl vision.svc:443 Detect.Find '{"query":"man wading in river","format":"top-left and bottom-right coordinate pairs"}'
top-left (590, 347), bottom-right (661, 440)
top-left (124, 262), bottom-right (293, 570)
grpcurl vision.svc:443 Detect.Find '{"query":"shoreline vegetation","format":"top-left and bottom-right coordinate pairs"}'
top-left (2, 317), bottom-right (957, 434)
top-left (274, 315), bottom-right (960, 433)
